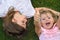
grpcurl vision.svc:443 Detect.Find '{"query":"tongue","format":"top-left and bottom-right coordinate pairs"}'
top-left (46, 22), bottom-right (50, 26)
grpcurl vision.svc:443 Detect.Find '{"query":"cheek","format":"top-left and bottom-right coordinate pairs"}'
top-left (41, 20), bottom-right (46, 23)
top-left (50, 18), bottom-right (54, 23)
top-left (41, 21), bottom-right (45, 26)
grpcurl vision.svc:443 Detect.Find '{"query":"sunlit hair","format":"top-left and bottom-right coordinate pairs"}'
top-left (34, 8), bottom-right (59, 35)
top-left (4, 7), bottom-right (21, 25)
top-left (39, 9), bottom-right (59, 23)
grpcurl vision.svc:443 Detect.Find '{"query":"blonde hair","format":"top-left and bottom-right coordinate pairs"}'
top-left (39, 9), bottom-right (58, 23)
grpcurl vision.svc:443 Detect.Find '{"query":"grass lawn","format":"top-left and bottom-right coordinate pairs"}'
top-left (0, 0), bottom-right (60, 40)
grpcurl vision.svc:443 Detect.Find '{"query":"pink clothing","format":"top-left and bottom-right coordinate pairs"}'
top-left (39, 24), bottom-right (60, 40)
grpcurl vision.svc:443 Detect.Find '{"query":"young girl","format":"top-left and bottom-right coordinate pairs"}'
top-left (34, 7), bottom-right (60, 40)
top-left (3, 7), bottom-right (27, 39)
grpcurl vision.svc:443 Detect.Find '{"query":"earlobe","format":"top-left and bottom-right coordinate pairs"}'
top-left (12, 18), bottom-right (17, 22)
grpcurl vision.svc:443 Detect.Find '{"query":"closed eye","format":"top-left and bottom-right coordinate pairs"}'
top-left (42, 18), bottom-right (45, 20)
top-left (48, 17), bottom-right (50, 19)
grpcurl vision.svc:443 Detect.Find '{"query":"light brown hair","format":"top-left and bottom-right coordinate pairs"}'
top-left (3, 7), bottom-right (26, 39)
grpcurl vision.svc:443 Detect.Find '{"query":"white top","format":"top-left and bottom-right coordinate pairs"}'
top-left (0, 0), bottom-right (35, 18)
top-left (39, 24), bottom-right (60, 40)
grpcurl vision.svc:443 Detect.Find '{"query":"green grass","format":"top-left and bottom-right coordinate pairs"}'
top-left (0, 0), bottom-right (60, 40)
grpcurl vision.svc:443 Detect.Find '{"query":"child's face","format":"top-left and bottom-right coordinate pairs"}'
top-left (12, 12), bottom-right (27, 29)
top-left (40, 13), bottom-right (54, 29)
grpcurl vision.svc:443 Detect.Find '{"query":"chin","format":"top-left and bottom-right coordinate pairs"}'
top-left (47, 27), bottom-right (52, 29)
top-left (43, 25), bottom-right (53, 29)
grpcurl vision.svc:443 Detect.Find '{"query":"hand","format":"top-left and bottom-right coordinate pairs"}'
top-left (35, 7), bottom-right (60, 16)
top-left (34, 8), bottom-right (41, 24)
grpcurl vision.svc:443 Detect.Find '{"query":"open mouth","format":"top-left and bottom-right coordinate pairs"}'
top-left (46, 22), bottom-right (50, 26)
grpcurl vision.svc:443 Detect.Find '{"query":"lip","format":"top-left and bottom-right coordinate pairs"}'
top-left (46, 22), bottom-right (50, 25)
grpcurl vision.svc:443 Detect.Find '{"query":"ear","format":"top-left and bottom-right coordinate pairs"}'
top-left (12, 18), bottom-right (17, 23)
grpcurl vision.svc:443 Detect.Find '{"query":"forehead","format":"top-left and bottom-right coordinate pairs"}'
top-left (15, 12), bottom-right (26, 17)
top-left (41, 13), bottom-right (52, 18)
top-left (13, 12), bottom-right (26, 19)
top-left (14, 12), bottom-right (21, 17)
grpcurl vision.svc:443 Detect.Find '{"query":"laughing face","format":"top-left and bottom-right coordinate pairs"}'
top-left (40, 13), bottom-right (54, 29)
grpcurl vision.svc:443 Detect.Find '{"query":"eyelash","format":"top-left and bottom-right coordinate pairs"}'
top-left (48, 17), bottom-right (50, 19)
top-left (41, 17), bottom-right (50, 20)
top-left (42, 19), bottom-right (45, 20)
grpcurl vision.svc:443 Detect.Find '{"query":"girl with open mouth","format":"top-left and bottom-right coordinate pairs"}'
top-left (34, 7), bottom-right (60, 40)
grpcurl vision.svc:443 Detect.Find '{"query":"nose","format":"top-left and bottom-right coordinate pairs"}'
top-left (24, 18), bottom-right (27, 23)
top-left (24, 16), bottom-right (27, 22)
top-left (46, 18), bottom-right (49, 21)
top-left (22, 19), bottom-right (27, 25)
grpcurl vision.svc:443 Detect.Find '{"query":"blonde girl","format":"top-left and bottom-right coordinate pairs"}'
top-left (34, 7), bottom-right (60, 40)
